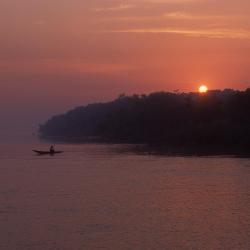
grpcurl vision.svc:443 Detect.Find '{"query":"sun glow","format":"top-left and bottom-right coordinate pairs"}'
top-left (199, 85), bottom-right (208, 93)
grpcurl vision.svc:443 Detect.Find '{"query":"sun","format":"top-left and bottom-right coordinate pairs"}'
top-left (199, 85), bottom-right (208, 93)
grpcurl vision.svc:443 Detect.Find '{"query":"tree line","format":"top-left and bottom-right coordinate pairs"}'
top-left (39, 89), bottom-right (250, 151)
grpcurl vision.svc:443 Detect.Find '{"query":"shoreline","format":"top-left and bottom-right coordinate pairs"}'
top-left (38, 136), bottom-right (250, 158)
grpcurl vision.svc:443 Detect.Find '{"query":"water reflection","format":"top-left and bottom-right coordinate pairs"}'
top-left (0, 143), bottom-right (250, 249)
top-left (111, 143), bottom-right (250, 158)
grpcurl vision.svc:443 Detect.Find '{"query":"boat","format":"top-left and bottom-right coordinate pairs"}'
top-left (33, 150), bottom-right (63, 155)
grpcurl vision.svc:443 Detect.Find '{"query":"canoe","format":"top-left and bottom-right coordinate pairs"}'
top-left (33, 150), bottom-right (63, 155)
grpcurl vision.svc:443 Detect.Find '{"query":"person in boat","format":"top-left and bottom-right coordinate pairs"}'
top-left (50, 145), bottom-right (55, 154)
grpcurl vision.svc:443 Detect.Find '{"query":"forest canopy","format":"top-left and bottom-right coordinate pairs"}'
top-left (39, 89), bottom-right (250, 150)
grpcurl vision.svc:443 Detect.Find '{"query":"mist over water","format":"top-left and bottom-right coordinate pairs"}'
top-left (0, 143), bottom-right (250, 249)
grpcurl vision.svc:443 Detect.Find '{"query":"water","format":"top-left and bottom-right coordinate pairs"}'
top-left (0, 143), bottom-right (250, 250)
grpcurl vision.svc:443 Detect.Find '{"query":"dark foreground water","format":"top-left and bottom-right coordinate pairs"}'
top-left (0, 143), bottom-right (250, 250)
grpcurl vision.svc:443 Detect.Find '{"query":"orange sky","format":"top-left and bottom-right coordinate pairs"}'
top-left (1, 0), bottom-right (250, 135)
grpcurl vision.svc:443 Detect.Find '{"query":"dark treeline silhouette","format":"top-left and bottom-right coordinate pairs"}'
top-left (39, 89), bottom-right (250, 152)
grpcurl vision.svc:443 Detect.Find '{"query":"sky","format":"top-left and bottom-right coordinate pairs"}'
top-left (1, 0), bottom-right (250, 137)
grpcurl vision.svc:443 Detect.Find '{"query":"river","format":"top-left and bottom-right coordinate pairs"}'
top-left (0, 142), bottom-right (250, 249)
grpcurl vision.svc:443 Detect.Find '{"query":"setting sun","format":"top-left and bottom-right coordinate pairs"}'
top-left (199, 85), bottom-right (208, 93)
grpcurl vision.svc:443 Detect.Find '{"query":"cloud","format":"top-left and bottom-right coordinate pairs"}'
top-left (164, 11), bottom-right (222, 20)
top-left (163, 11), bottom-right (246, 21)
top-left (103, 28), bottom-right (250, 39)
top-left (0, 59), bottom-right (131, 76)
top-left (92, 0), bottom-right (203, 12)
top-left (137, 0), bottom-right (203, 3)
top-left (93, 4), bottom-right (134, 12)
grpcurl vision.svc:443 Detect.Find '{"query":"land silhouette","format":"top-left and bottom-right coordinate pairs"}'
top-left (39, 89), bottom-right (250, 154)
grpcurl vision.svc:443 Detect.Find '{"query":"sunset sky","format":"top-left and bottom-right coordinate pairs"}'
top-left (1, 0), bottom-right (250, 137)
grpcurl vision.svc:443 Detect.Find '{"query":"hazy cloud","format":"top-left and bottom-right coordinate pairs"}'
top-left (94, 4), bottom-right (134, 12)
top-left (0, 59), bottom-right (132, 76)
top-left (104, 28), bottom-right (250, 39)
top-left (164, 12), bottom-right (223, 20)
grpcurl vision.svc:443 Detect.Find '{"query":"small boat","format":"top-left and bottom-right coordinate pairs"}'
top-left (33, 150), bottom-right (63, 155)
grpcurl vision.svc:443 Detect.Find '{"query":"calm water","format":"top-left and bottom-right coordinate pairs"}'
top-left (0, 143), bottom-right (250, 250)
